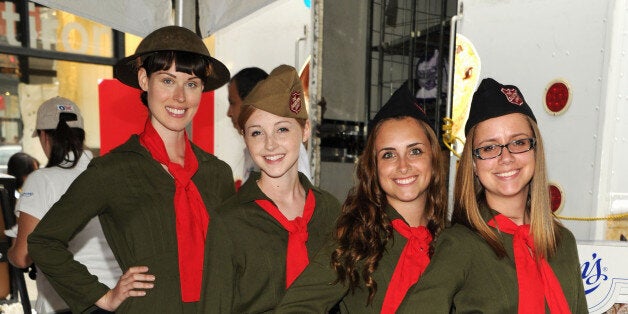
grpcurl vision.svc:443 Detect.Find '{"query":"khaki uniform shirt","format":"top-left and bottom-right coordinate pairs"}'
top-left (275, 205), bottom-right (415, 313)
top-left (397, 205), bottom-right (588, 314)
top-left (200, 172), bottom-right (341, 313)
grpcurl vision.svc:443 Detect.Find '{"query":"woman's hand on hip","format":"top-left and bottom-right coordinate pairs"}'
top-left (95, 266), bottom-right (155, 311)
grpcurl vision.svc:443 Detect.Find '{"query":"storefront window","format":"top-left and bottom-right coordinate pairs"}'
top-left (0, 0), bottom-right (120, 165)
top-left (1, 1), bottom-right (114, 58)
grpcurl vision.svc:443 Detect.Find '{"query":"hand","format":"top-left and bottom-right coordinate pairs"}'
top-left (95, 266), bottom-right (155, 311)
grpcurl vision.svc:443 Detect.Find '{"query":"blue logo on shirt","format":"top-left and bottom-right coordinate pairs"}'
top-left (581, 253), bottom-right (608, 294)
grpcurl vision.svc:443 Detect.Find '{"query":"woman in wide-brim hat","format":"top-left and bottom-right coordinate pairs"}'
top-left (28, 25), bottom-right (236, 313)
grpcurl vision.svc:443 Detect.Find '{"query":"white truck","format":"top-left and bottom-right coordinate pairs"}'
top-left (450, 0), bottom-right (628, 312)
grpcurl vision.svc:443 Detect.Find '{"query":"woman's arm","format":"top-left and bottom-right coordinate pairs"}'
top-left (562, 228), bottom-right (589, 313)
top-left (397, 227), bottom-right (469, 313)
top-left (27, 165), bottom-right (120, 313)
top-left (275, 239), bottom-right (348, 313)
top-left (7, 212), bottom-right (38, 268)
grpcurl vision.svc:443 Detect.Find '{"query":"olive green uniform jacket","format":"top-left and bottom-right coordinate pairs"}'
top-left (199, 172), bottom-right (341, 313)
top-left (397, 205), bottom-right (588, 314)
top-left (275, 205), bottom-right (417, 313)
top-left (28, 135), bottom-right (236, 313)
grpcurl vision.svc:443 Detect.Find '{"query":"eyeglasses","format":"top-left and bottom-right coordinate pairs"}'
top-left (472, 138), bottom-right (536, 160)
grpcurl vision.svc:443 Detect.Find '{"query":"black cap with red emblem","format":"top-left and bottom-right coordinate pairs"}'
top-left (369, 81), bottom-right (432, 132)
top-left (465, 78), bottom-right (537, 135)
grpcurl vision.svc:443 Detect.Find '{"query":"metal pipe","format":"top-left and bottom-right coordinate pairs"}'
top-left (365, 0), bottom-right (373, 137)
top-left (445, 13), bottom-right (462, 120)
top-left (295, 25), bottom-right (307, 68)
top-left (408, 0), bottom-right (417, 92)
top-left (445, 7), bottom-right (463, 217)
top-left (175, 0), bottom-right (184, 26)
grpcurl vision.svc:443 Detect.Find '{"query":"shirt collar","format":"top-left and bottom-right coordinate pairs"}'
top-left (238, 171), bottom-right (320, 204)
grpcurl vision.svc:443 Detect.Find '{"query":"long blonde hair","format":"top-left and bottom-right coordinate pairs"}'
top-left (452, 116), bottom-right (560, 259)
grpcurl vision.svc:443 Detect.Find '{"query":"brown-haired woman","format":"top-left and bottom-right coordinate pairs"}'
top-left (275, 83), bottom-right (448, 313)
top-left (398, 78), bottom-right (587, 313)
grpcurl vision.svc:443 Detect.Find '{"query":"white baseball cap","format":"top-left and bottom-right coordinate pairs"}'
top-left (32, 96), bottom-right (84, 137)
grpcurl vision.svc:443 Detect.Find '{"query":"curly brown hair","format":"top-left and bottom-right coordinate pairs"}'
top-left (330, 116), bottom-right (448, 305)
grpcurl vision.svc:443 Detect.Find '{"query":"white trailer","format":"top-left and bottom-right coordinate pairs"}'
top-left (451, 0), bottom-right (628, 312)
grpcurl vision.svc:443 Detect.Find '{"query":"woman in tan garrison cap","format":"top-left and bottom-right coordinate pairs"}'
top-left (199, 64), bottom-right (341, 313)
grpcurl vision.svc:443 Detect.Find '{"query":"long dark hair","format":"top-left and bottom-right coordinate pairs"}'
top-left (140, 51), bottom-right (211, 106)
top-left (40, 112), bottom-right (85, 169)
top-left (331, 116), bottom-right (448, 305)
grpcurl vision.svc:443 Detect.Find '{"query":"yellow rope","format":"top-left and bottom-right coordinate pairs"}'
top-left (441, 117), bottom-right (464, 158)
top-left (555, 212), bottom-right (628, 221)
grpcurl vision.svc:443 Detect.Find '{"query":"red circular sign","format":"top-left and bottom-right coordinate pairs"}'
top-left (545, 82), bottom-right (570, 113)
top-left (549, 184), bottom-right (563, 212)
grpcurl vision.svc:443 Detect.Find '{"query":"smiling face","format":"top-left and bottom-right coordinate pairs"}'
top-left (473, 113), bottom-right (535, 209)
top-left (375, 117), bottom-right (433, 212)
top-left (138, 61), bottom-right (203, 135)
top-left (243, 108), bottom-right (310, 179)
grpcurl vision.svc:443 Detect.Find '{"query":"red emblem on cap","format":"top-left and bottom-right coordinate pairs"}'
top-left (412, 101), bottom-right (427, 115)
top-left (500, 88), bottom-right (524, 106)
top-left (289, 91), bottom-right (302, 114)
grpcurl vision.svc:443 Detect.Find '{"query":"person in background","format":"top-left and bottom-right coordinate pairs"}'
top-left (27, 26), bottom-right (236, 313)
top-left (398, 78), bottom-right (587, 313)
top-left (200, 65), bottom-right (340, 313)
top-left (228, 67), bottom-right (313, 183)
top-left (8, 97), bottom-right (122, 314)
top-left (275, 83), bottom-right (448, 313)
top-left (1, 152), bottom-right (39, 302)
top-left (227, 67), bottom-right (268, 131)
top-left (7, 152), bottom-right (39, 195)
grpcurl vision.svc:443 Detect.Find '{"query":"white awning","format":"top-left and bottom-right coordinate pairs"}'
top-left (30, 0), bottom-right (173, 37)
top-left (30, 0), bottom-right (281, 38)
top-left (198, 0), bottom-right (278, 37)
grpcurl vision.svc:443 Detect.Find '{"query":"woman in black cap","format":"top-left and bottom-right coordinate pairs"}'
top-left (274, 83), bottom-right (448, 313)
top-left (28, 26), bottom-right (235, 313)
top-left (398, 78), bottom-right (587, 313)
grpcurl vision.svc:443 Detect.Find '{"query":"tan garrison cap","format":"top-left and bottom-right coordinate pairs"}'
top-left (242, 64), bottom-right (308, 119)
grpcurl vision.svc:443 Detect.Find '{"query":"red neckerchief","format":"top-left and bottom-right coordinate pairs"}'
top-left (139, 119), bottom-right (208, 302)
top-left (381, 219), bottom-right (432, 314)
top-left (488, 214), bottom-right (570, 314)
top-left (254, 189), bottom-right (315, 288)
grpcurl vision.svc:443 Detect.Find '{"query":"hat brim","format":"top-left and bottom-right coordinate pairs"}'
top-left (113, 51), bottom-right (230, 92)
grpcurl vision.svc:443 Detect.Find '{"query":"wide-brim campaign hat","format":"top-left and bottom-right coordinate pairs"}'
top-left (242, 64), bottom-right (308, 119)
top-left (465, 78), bottom-right (537, 135)
top-left (114, 25), bottom-right (230, 92)
top-left (368, 81), bottom-right (432, 132)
